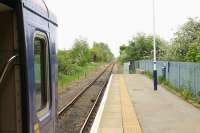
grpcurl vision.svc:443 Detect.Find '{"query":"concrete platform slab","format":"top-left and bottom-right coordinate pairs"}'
top-left (98, 75), bottom-right (123, 133)
top-left (124, 74), bottom-right (200, 133)
top-left (90, 74), bottom-right (142, 133)
top-left (91, 74), bottom-right (200, 133)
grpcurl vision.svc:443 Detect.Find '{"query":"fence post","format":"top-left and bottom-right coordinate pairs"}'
top-left (197, 65), bottom-right (200, 98)
top-left (194, 64), bottom-right (197, 97)
top-left (167, 61), bottom-right (169, 81)
top-left (178, 63), bottom-right (180, 89)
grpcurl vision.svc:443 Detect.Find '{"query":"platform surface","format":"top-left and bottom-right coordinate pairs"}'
top-left (125, 74), bottom-right (200, 133)
top-left (91, 74), bottom-right (142, 133)
top-left (91, 74), bottom-right (200, 133)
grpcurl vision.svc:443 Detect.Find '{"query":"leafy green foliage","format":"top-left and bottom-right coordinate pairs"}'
top-left (185, 42), bottom-right (200, 62)
top-left (58, 63), bottom-right (99, 89)
top-left (57, 38), bottom-right (113, 88)
top-left (144, 71), bottom-right (164, 84)
top-left (90, 42), bottom-right (114, 62)
top-left (57, 50), bottom-right (73, 75)
top-left (144, 71), bottom-right (200, 106)
top-left (71, 39), bottom-right (91, 66)
top-left (168, 18), bottom-right (200, 62)
top-left (181, 88), bottom-right (194, 100)
top-left (119, 33), bottom-right (166, 63)
top-left (119, 18), bottom-right (200, 63)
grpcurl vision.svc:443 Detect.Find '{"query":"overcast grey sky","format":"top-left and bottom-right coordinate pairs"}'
top-left (45, 0), bottom-right (200, 56)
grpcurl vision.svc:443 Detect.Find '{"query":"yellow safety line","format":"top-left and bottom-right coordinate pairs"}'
top-left (119, 75), bottom-right (142, 133)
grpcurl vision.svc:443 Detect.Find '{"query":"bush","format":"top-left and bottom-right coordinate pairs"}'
top-left (144, 71), bottom-right (199, 104)
top-left (180, 88), bottom-right (194, 100)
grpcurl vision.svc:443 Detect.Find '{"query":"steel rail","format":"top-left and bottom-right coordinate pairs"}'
top-left (79, 63), bottom-right (114, 133)
top-left (58, 63), bottom-right (114, 117)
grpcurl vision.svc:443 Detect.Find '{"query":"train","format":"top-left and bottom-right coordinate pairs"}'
top-left (0, 0), bottom-right (57, 133)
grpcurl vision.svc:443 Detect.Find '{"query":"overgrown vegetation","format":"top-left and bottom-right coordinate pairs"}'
top-left (57, 38), bottom-right (114, 89)
top-left (163, 80), bottom-right (200, 107)
top-left (144, 71), bottom-right (165, 84)
top-left (119, 33), bottom-right (167, 63)
top-left (90, 42), bottom-right (114, 62)
top-left (58, 63), bottom-right (99, 89)
top-left (119, 18), bottom-right (200, 63)
top-left (144, 71), bottom-right (200, 108)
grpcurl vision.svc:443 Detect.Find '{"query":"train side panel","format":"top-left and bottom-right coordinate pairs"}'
top-left (21, 0), bottom-right (57, 133)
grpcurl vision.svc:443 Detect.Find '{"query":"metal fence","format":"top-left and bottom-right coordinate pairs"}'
top-left (133, 60), bottom-right (200, 99)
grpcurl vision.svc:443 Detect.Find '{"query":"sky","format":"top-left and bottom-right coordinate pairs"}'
top-left (45, 0), bottom-right (200, 57)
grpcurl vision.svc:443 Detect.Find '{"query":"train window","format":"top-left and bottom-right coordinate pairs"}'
top-left (33, 33), bottom-right (50, 117)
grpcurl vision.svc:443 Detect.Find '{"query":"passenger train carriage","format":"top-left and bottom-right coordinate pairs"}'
top-left (0, 0), bottom-right (57, 133)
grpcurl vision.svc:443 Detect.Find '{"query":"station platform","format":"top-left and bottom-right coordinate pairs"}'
top-left (90, 74), bottom-right (200, 133)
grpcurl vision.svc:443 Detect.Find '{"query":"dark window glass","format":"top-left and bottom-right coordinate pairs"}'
top-left (34, 36), bottom-right (50, 113)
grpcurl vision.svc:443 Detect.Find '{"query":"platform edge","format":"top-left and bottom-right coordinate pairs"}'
top-left (90, 74), bottom-right (113, 133)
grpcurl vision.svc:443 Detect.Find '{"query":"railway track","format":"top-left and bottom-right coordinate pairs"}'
top-left (57, 63), bottom-right (114, 133)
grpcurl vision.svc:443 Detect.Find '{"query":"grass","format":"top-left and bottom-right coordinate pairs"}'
top-left (144, 71), bottom-right (165, 84)
top-left (58, 62), bottom-right (103, 91)
top-left (144, 71), bottom-right (200, 109)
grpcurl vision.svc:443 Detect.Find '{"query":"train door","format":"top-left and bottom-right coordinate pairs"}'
top-left (0, 1), bottom-right (57, 133)
top-left (21, 0), bottom-right (56, 133)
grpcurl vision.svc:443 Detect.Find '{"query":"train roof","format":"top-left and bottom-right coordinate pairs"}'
top-left (23, 0), bottom-right (57, 26)
top-left (1, 0), bottom-right (58, 26)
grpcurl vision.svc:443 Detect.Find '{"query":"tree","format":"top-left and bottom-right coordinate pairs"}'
top-left (171, 18), bottom-right (200, 61)
top-left (57, 50), bottom-right (75, 75)
top-left (119, 33), bottom-right (167, 62)
top-left (185, 41), bottom-right (200, 62)
top-left (90, 42), bottom-right (114, 62)
top-left (71, 38), bottom-right (90, 66)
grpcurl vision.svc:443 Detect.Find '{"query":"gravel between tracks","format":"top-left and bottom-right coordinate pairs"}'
top-left (57, 64), bottom-right (113, 133)
top-left (58, 64), bottom-right (107, 111)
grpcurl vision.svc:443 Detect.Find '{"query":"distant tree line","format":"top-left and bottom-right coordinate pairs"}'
top-left (57, 38), bottom-right (114, 75)
top-left (119, 18), bottom-right (200, 63)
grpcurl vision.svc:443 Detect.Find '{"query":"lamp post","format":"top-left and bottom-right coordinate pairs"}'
top-left (153, 0), bottom-right (157, 91)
